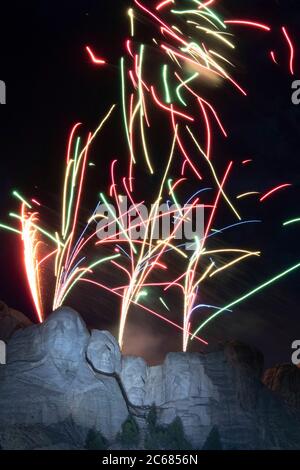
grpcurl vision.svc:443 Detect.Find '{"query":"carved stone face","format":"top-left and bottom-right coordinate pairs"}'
top-left (41, 307), bottom-right (89, 375)
top-left (87, 330), bottom-right (121, 374)
top-left (120, 356), bottom-right (147, 406)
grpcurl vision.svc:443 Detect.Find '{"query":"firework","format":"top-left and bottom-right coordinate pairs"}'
top-left (0, 1), bottom-right (298, 353)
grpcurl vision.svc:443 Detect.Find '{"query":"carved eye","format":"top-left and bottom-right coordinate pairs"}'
top-left (64, 320), bottom-right (73, 330)
top-left (46, 320), bottom-right (57, 330)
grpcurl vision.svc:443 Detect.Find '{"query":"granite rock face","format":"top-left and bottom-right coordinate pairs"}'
top-left (0, 308), bottom-right (300, 450)
top-left (87, 330), bottom-right (122, 375)
top-left (120, 356), bottom-right (147, 406)
top-left (263, 364), bottom-right (300, 410)
top-left (224, 340), bottom-right (264, 378)
top-left (0, 307), bottom-right (128, 446)
top-left (0, 300), bottom-right (32, 341)
top-left (121, 348), bottom-right (300, 450)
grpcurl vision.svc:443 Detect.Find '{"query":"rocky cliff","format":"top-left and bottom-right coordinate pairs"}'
top-left (0, 301), bottom-right (32, 342)
top-left (263, 364), bottom-right (300, 411)
top-left (0, 306), bottom-right (299, 450)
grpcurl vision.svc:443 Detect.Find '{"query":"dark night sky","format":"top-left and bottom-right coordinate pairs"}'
top-left (0, 0), bottom-right (299, 366)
